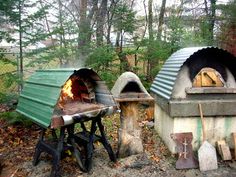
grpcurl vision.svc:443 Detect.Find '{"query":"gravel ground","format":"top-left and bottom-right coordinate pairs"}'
top-left (18, 146), bottom-right (236, 177)
top-left (13, 129), bottom-right (236, 177)
top-left (1, 106), bottom-right (236, 177)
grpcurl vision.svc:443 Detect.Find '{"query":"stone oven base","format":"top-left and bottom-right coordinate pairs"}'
top-left (154, 103), bottom-right (236, 153)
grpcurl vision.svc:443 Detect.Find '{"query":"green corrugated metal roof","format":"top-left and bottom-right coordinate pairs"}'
top-left (16, 68), bottom-right (88, 128)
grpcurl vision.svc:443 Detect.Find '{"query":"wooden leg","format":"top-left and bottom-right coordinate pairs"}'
top-left (97, 118), bottom-right (116, 162)
top-left (51, 127), bottom-right (65, 177)
top-left (67, 125), bottom-right (87, 172)
top-left (33, 129), bottom-right (46, 166)
top-left (85, 120), bottom-right (97, 171)
top-left (51, 129), bottom-right (58, 141)
top-left (80, 122), bottom-right (87, 132)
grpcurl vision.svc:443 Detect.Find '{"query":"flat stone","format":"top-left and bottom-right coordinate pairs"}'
top-left (146, 121), bottom-right (154, 128)
top-left (229, 162), bottom-right (236, 169)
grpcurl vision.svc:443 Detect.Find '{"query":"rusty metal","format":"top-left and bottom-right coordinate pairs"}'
top-left (171, 132), bottom-right (199, 169)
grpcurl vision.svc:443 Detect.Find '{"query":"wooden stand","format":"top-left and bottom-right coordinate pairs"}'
top-left (117, 102), bottom-right (143, 158)
top-left (33, 116), bottom-right (116, 177)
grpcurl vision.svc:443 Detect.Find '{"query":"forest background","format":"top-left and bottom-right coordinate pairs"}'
top-left (0, 0), bottom-right (235, 101)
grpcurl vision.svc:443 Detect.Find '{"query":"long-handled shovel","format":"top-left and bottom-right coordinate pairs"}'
top-left (198, 103), bottom-right (218, 171)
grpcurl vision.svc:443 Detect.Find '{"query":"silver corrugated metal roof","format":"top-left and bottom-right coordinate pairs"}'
top-left (150, 46), bottom-right (209, 100)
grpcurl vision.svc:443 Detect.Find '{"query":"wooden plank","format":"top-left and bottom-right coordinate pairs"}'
top-left (220, 145), bottom-right (232, 161)
top-left (193, 73), bottom-right (202, 87)
top-left (193, 68), bottom-right (224, 87)
top-left (216, 140), bottom-right (225, 158)
top-left (216, 140), bottom-right (232, 161)
top-left (232, 133), bottom-right (236, 160)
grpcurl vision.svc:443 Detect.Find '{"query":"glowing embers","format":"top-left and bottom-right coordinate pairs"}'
top-left (192, 67), bottom-right (225, 87)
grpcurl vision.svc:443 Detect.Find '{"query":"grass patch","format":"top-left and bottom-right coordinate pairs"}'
top-left (0, 111), bottom-right (33, 126)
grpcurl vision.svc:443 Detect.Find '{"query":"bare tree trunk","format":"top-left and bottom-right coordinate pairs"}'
top-left (96, 0), bottom-right (107, 46)
top-left (148, 0), bottom-right (153, 42)
top-left (39, 0), bottom-right (55, 47)
top-left (78, 0), bottom-right (88, 48)
top-left (73, 0), bottom-right (97, 66)
top-left (58, 0), bottom-right (68, 67)
top-left (204, 0), bottom-right (209, 16)
top-left (115, 31), bottom-right (120, 48)
top-left (134, 0), bottom-right (148, 67)
top-left (204, 0), bottom-right (216, 45)
top-left (19, 0), bottom-right (23, 91)
top-left (157, 0), bottom-right (166, 40)
top-left (106, 0), bottom-right (120, 45)
top-left (146, 0), bottom-right (153, 80)
top-left (209, 0), bottom-right (216, 45)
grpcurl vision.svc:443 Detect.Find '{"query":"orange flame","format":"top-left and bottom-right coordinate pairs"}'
top-left (57, 79), bottom-right (74, 109)
top-left (62, 79), bottom-right (74, 99)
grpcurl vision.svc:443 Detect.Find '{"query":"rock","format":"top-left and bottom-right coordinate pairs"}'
top-left (146, 121), bottom-right (154, 128)
top-left (229, 162), bottom-right (236, 169)
top-left (185, 170), bottom-right (203, 177)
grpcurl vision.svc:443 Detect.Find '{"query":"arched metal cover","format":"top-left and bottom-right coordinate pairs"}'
top-left (150, 47), bottom-right (205, 100)
top-left (16, 68), bottom-right (111, 128)
top-left (150, 46), bottom-right (236, 100)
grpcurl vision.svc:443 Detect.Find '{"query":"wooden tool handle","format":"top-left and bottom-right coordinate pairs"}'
top-left (198, 103), bottom-right (206, 142)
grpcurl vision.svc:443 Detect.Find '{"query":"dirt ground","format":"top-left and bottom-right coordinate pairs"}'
top-left (1, 105), bottom-right (236, 177)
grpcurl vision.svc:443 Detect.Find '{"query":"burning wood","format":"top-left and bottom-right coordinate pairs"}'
top-left (57, 75), bottom-right (96, 109)
top-left (58, 78), bottom-right (74, 109)
top-left (51, 73), bottom-right (118, 128)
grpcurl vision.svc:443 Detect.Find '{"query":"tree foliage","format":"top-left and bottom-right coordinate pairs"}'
top-left (0, 0), bottom-right (235, 90)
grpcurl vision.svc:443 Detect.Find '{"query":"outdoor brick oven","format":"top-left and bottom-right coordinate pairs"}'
top-left (150, 47), bottom-right (236, 153)
top-left (16, 68), bottom-right (118, 176)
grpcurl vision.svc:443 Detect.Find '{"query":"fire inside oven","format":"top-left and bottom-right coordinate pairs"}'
top-left (51, 70), bottom-right (116, 128)
top-left (57, 74), bottom-right (99, 116)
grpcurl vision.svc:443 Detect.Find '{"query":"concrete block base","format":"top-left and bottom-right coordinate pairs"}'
top-left (154, 103), bottom-right (236, 153)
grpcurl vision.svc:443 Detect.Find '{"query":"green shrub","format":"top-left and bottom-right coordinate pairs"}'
top-left (0, 92), bottom-right (18, 107)
top-left (0, 111), bottom-right (33, 126)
